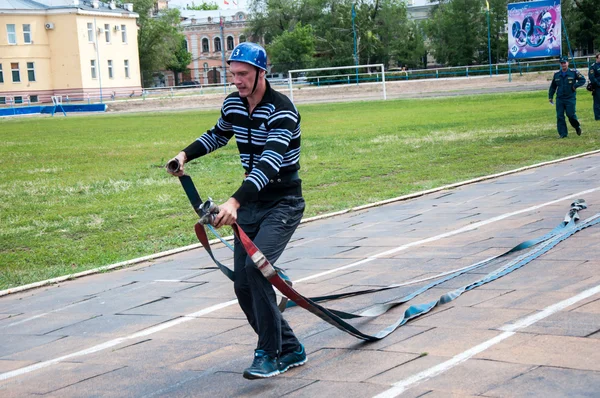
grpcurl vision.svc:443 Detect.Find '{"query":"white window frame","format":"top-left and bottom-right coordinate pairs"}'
top-left (124, 59), bottom-right (130, 78)
top-left (107, 60), bottom-right (113, 79)
top-left (91, 59), bottom-right (97, 79)
top-left (11, 62), bottom-right (20, 83)
top-left (27, 62), bottom-right (35, 82)
top-left (121, 24), bottom-right (127, 43)
top-left (87, 23), bottom-right (94, 43)
top-left (7, 24), bottom-right (17, 44)
top-left (0, 64), bottom-right (3, 84)
top-left (214, 37), bottom-right (221, 52)
top-left (104, 23), bottom-right (110, 43)
top-left (23, 24), bottom-right (32, 44)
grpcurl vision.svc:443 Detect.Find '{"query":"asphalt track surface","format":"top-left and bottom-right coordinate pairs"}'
top-left (1, 153), bottom-right (600, 397)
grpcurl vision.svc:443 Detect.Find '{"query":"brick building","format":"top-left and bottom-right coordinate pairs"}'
top-left (157, 8), bottom-right (260, 87)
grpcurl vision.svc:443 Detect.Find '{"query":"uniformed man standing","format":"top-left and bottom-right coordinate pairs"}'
top-left (588, 53), bottom-right (600, 121)
top-left (549, 56), bottom-right (586, 138)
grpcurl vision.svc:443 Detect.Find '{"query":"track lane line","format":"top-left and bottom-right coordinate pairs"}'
top-left (372, 284), bottom-right (600, 398)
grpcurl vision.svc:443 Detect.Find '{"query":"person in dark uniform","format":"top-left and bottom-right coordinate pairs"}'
top-left (549, 56), bottom-right (586, 138)
top-left (588, 53), bottom-right (600, 121)
top-left (167, 42), bottom-right (307, 380)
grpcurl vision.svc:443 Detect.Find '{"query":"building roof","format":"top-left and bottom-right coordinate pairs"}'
top-left (179, 8), bottom-right (247, 25)
top-left (0, 0), bottom-right (138, 16)
top-left (0, 0), bottom-right (48, 10)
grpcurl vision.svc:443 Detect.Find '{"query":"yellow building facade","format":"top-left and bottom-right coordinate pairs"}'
top-left (0, 0), bottom-right (142, 105)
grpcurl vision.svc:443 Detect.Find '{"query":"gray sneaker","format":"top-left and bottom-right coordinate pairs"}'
top-left (243, 350), bottom-right (280, 380)
top-left (278, 344), bottom-right (307, 373)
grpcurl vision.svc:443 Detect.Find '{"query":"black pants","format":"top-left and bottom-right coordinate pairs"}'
top-left (555, 97), bottom-right (580, 137)
top-left (233, 195), bottom-right (304, 357)
top-left (593, 89), bottom-right (600, 120)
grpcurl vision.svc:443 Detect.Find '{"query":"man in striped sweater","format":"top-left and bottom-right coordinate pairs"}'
top-left (167, 42), bottom-right (306, 380)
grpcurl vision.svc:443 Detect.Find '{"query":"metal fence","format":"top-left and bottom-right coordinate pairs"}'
top-left (1, 55), bottom-right (597, 109)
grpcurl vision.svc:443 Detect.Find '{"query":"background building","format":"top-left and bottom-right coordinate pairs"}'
top-left (156, 8), bottom-right (256, 87)
top-left (0, 0), bottom-right (142, 105)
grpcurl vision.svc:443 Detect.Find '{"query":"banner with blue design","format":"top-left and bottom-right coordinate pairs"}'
top-left (508, 0), bottom-right (561, 60)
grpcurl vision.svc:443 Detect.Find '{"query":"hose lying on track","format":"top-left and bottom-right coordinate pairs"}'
top-left (177, 174), bottom-right (596, 341)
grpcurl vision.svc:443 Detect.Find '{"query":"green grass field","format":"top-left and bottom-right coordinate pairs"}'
top-left (1, 90), bottom-right (599, 289)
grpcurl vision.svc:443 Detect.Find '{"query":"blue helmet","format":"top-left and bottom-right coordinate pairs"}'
top-left (228, 42), bottom-right (267, 71)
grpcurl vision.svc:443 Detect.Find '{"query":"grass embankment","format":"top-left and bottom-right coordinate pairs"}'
top-left (0, 91), bottom-right (598, 289)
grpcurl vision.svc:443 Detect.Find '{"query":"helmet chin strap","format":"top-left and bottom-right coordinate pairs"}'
top-left (251, 67), bottom-right (260, 95)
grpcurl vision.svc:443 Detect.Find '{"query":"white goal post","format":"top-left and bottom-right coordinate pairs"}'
top-left (286, 63), bottom-right (387, 103)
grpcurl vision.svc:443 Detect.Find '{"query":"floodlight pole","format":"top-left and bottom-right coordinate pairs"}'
top-left (561, 18), bottom-right (576, 69)
top-left (352, 4), bottom-right (359, 85)
top-left (486, 2), bottom-right (492, 77)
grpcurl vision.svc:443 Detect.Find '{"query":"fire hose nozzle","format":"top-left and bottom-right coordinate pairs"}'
top-left (166, 158), bottom-right (181, 173)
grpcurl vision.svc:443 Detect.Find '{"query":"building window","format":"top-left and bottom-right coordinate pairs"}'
top-left (239, 35), bottom-right (246, 43)
top-left (202, 38), bottom-right (209, 53)
top-left (214, 37), bottom-right (221, 52)
top-left (23, 24), bottom-right (32, 44)
top-left (91, 60), bottom-right (97, 79)
top-left (14, 96), bottom-right (23, 104)
top-left (7, 24), bottom-right (16, 44)
top-left (108, 60), bottom-right (113, 78)
top-left (121, 24), bottom-right (127, 43)
top-left (27, 62), bottom-right (35, 82)
top-left (0, 97), bottom-right (5, 105)
top-left (124, 60), bottom-right (129, 78)
top-left (30, 95), bottom-right (39, 103)
top-left (0, 64), bottom-right (3, 84)
top-left (87, 23), bottom-right (94, 42)
top-left (11, 63), bottom-right (20, 82)
top-left (227, 36), bottom-right (234, 51)
top-left (104, 23), bottom-right (110, 43)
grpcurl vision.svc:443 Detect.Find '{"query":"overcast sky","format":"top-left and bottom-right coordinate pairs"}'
top-left (167, 0), bottom-right (248, 10)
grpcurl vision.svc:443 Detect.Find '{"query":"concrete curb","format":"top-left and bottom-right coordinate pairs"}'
top-left (2, 149), bottom-right (599, 298)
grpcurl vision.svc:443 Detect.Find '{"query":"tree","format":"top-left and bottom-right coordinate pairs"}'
top-left (562, 0), bottom-right (600, 55)
top-left (166, 38), bottom-right (193, 86)
top-left (129, 0), bottom-right (186, 87)
top-left (186, 1), bottom-right (219, 10)
top-left (392, 20), bottom-right (427, 69)
top-left (425, 0), bottom-right (488, 66)
top-left (247, 0), bottom-right (417, 71)
top-left (267, 23), bottom-right (315, 72)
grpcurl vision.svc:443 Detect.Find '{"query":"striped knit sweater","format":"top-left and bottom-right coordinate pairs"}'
top-left (182, 81), bottom-right (302, 205)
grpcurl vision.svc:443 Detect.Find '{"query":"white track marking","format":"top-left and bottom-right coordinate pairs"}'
top-left (1, 299), bottom-right (90, 329)
top-left (1, 187), bottom-right (599, 382)
top-left (295, 187), bottom-right (600, 283)
top-left (372, 284), bottom-right (600, 398)
top-left (0, 300), bottom-right (238, 382)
